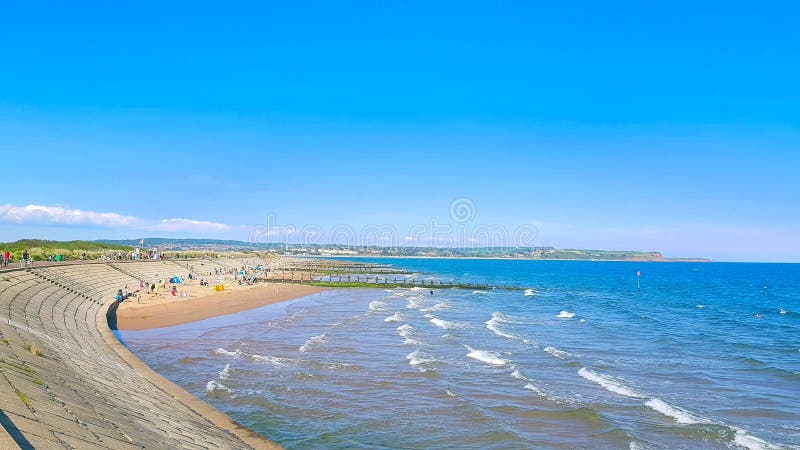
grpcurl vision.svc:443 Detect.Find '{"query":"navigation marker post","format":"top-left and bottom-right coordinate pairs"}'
top-left (637, 271), bottom-right (641, 291)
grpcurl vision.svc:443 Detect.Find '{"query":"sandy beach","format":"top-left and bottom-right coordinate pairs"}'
top-left (116, 282), bottom-right (324, 330)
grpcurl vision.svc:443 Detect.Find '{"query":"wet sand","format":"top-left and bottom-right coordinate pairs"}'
top-left (116, 282), bottom-right (324, 330)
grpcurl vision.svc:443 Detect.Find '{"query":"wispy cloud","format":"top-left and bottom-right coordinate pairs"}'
top-left (149, 218), bottom-right (233, 233)
top-left (0, 204), bottom-right (137, 227)
top-left (0, 204), bottom-right (237, 236)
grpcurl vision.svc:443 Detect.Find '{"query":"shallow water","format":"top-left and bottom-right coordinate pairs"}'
top-left (121, 260), bottom-right (800, 449)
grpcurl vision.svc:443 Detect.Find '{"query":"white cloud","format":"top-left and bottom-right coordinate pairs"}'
top-left (150, 218), bottom-right (233, 233)
top-left (0, 203), bottom-right (239, 237)
top-left (0, 204), bottom-right (137, 227)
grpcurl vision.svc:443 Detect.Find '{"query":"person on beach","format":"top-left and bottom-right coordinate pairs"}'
top-left (22, 250), bottom-right (30, 267)
top-left (115, 289), bottom-right (124, 303)
top-left (2, 250), bottom-right (9, 268)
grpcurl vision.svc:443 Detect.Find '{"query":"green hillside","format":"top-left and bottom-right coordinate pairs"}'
top-left (0, 240), bottom-right (132, 261)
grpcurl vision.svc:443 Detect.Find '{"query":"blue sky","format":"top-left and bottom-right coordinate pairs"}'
top-left (1, 1), bottom-right (798, 261)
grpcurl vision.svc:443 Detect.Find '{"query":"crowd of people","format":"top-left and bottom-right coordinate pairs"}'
top-left (106, 260), bottom-right (272, 305)
top-left (1, 249), bottom-right (32, 268)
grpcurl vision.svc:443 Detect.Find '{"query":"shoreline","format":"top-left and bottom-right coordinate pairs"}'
top-left (97, 300), bottom-right (280, 449)
top-left (116, 282), bottom-right (324, 331)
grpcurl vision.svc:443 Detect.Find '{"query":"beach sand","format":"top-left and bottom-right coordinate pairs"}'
top-left (116, 282), bottom-right (324, 330)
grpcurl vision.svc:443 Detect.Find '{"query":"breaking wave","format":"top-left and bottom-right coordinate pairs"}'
top-left (299, 333), bottom-right (328, 353)
top-left (465, 345), bottom-right (510, 366)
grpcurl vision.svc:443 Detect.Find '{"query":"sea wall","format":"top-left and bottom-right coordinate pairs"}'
top-left (0, 262), bottom-right (277, 449)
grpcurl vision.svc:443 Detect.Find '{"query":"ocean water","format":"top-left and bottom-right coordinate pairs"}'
top-left (120, 260), bottom-right (800, 449)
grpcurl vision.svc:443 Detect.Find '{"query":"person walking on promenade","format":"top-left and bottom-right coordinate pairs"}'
top-left (2, 250), bottom-right (9, 268)
top-left (21, 250), bottom-right (30, 267)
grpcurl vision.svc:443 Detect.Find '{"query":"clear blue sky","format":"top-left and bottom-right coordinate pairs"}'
top-left (1, 1), bottom-right (798, 261)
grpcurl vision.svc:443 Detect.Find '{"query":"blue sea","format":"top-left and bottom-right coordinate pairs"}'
top-left (120, 259), bottom-right (800, 449)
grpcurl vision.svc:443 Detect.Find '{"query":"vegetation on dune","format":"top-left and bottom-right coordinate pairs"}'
top-left (0, 239), bottom-right (132, 262)
top-left (162, 251), bottom-right (278, 260)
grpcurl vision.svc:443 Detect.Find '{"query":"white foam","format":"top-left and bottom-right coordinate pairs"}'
top-left (445, 389), bottom-right (456, 397)
top-left (465, 345), bottom-right (509, 366)
top-left (299, 333), bottom-right (327, 353)
top-left (429, 317), bottom-right (465, 330)
top-left (206, 380), bottom-right (231, 393)
top-left (249, 354), bottom-right (288, 366)
top-left (543, 346), bottom-right (571, 359)
top-left (696, 304), bottom-right (705, 309)
top-left (629, 442), bottom-right (644, 450)
top-left (492, 312), bottom-right (519, 323)
top-left (420, 302), bottom-right (449, 312)
top-left (214, 348), bottom-right (242, 358)
top-left (524, 289), bottom-right (537, 297)
top-left (645, 398), bottom-right (704, 425)
top-left (779, 308), bottom-right (787, 314)
top-left (218, 363), bottom-right (232, 380)
top-left (406, 295), bottom-right (425, 309)
top-left (397, 324), bottom-right (414, 336)
top-left (406, 349), bottom-right (436, 367)
top-left (578, 368), bottom-right (644, 398)
top-left (397, 324), bottom-right (422, 345)
top-left (512, 369), bottom-right (561, 403)
top-left (557, 310), bottom-right (575, 319)
top-left (369, 300), bottom-right (388, 311)
top-left (384, 312), bottom-right (404, 323)
top-left (524, 382), bottom-right (547, 396)
top-left (486, 312), bottom-right (520, 340)
top-left (472, 290), bottom-right (487, 295)
top-left (732, 427), bottom-right (783, 450)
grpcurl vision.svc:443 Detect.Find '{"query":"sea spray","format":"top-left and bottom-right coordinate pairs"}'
top-left (206, 380), bottom-right (231, 394)
top-left (218, 363), bottom-right (232, 380)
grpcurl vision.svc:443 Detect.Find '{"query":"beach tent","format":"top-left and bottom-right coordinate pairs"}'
top-left (169, 276), bottom-right (182, 284)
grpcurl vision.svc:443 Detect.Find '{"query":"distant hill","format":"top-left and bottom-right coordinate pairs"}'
top-left (95, 239), bottom-right (709, 261)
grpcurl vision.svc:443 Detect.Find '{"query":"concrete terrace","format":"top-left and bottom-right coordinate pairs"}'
top-left (0, 261), bottom-right (277, 449)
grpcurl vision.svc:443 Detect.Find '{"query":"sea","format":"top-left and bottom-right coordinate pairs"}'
top-left (119, 259), bottom-right (800, 449)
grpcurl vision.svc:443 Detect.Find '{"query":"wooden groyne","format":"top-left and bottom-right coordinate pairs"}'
top-left (262, 271), bottom-right (526, 291)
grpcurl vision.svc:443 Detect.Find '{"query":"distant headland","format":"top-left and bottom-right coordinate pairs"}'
top-left (86, 238), bottom-right (711, 262)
